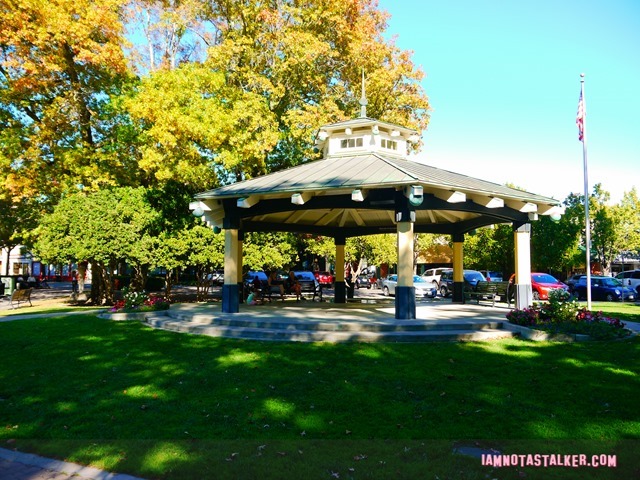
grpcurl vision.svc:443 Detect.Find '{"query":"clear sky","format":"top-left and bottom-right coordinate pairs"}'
top-left (378, 0), bottom-right (639, 204)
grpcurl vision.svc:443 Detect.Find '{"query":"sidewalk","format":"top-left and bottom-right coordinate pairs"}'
top-left (0, 448), bottom-right (144, 480)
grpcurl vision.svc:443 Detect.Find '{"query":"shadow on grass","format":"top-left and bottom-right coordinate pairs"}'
top-left (0, 315), bottom-right (638, 479)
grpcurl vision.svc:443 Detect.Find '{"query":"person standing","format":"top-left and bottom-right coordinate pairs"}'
top-left (71, 270), bottom-right (79, 293)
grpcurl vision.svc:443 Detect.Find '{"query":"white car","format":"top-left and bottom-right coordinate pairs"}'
top-left (382, 275), bottom-right (438, 298)
top-left (421, 267), bottom-right (451, 286)
top-left (615, 270), bottom-right (640, 295)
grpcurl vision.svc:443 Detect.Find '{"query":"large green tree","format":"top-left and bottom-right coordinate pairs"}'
top-left (463, 225), bottom-right (514, 276)
top-left (615, 188), bottom-right (640, 257)
top-left (34, 187), bottom-right (160, 304)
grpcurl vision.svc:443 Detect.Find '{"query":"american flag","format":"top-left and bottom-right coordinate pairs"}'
top-left (576, 91), bottom-right (585, 142)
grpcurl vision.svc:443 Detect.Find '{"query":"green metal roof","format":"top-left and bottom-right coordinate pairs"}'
top-left (196, 152), bottom-right (560, 205)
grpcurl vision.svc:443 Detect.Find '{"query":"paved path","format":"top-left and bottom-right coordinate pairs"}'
top-left (0, 448), bottom-right (144, 480)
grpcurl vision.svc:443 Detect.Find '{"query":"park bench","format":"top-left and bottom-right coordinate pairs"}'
top-left (10, 288), bottom-right (33, 309)
top-left (464, 281), bottom-right (511, 307)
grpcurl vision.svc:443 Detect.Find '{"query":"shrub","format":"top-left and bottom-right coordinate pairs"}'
top-left (109, 288), bottom-right (170, 313)
top-left (506, 292), bottom-right (631, 340)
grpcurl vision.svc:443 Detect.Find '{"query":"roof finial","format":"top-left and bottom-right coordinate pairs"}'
top-left (359, 68), bottom-right (368, 118)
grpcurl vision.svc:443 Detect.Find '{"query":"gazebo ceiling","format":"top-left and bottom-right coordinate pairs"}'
top-left (193, 152), bottom-right (563, 237)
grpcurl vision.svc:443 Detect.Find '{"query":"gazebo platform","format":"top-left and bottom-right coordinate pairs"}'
top-left (140, 300), bottom-right (518, 343)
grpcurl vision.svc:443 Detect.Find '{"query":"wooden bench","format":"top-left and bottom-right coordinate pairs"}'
top-left (10, 288), bottom-right (33, 309)
top-left (465, 281), bottom-right (511, 307)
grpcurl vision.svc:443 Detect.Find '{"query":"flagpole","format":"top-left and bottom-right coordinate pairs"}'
top-left (579, 73), bottom-right (592, 310)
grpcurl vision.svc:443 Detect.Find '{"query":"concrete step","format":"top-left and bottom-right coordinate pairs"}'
top-left (146, 315), bottom-right (516, 343)
top-left (164, 312), bottom-right (506, 333)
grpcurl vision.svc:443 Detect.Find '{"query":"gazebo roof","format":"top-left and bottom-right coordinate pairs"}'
top-left (194, 152), bottom-right (561, 237)
top-left (196, 152), bottom-right (556, 204)
top-left (193, 115), bottom-right (562, 238)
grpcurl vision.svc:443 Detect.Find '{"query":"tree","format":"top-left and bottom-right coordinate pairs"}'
top-left (0, 0), bottom-right (134, 204)
top-left (200, 0), bottom-right (430, 172)
top-left (0, 186), bottom-right (40, 274)
top-left (615, 188), bottom-right (640, 257)
top-left (531, 214), bottom-right (582, 276)
top-left (242, 232), bottom-right (296, 272)
top-left (125, 63), bottom-right (279, 189)
top-left (34, 187), bottom-right (160, 304)
top-left (560, 184), bottom-right (631, 276)
top-left (126, 0), bottom-right (208, 72)
top-left (463, 225), bottom-right (514, 275)
top-left (304, 235), bottom-right (336, 270)
top-left (182, 224), bottom-right (224, 301)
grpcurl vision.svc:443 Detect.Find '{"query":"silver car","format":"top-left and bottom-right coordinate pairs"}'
top-left (382, 275), bottom-right (437, 298)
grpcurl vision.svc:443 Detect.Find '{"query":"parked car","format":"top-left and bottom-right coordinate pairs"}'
top-left (314, 271), bottom-right (334, 286)
top-left (381, 275), bottom-right (437, 298)
top-left (421, 267), bottom-right (451, 286)
top-left (438, 269), bottom-right (485, 297)
top-left (243, 271), bottom-right (269, 291)
top-left (478, 270), bottom-right (503, 282)
top-left (206, 270), bottom-right (224, 286)
top-left (615, 270), bottom-right (640, 295)
top-left (355, 274), bottom-right (374, 289)
top-left (293, 271), bottom-right (321, 299)
top-left (573, 275), bottom-right (636, 302)
top-left (508, 273), bottom-right (569, 300)
top-left (565, 273), bottom-right (585, 293)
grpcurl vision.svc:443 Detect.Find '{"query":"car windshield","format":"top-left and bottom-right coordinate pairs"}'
top-left (596, 277), bottom-right (622, 287)
top-left (532, 274), bottom-right (559, 284)
top-left (464, 271), bottom-right (484, 282)
top-left (414, 275), bottom-right (429, 283)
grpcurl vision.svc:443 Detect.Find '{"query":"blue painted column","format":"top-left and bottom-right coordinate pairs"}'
top-left (222, 227), bottom-right (240, 313)
top-left (452, 233), bottom-right (464, 303)
top-left (334, 237), bottom-right (346, 303)
top-left (514, 223), bottom-right (533, 308)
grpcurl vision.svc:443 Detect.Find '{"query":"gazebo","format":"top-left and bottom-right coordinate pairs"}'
top-left (191, 111), bottom-right (563, 319)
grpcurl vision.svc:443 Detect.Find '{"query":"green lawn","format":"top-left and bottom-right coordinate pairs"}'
top-left (586, 301), bottom-right (640, 323)
top-left (0, 305), bottom-right (102, 317)
top-left (1, 313), bottom-right (638, 479)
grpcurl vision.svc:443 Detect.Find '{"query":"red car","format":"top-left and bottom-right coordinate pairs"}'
top-left (509, 273), bottom-right (569, 300)
top-left (314, 271), bottom-right (334, 286)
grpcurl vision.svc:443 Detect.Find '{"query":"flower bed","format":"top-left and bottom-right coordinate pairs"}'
top-left (506, 289), bottom-right (632, 340)
top-left (109, 287), bottom-right (170, 313)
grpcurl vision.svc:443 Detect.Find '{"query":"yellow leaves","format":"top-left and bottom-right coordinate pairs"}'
top-left (126, 62), bottom-right (279, 188)
top-left (2, 0), bottom-right (129, 78)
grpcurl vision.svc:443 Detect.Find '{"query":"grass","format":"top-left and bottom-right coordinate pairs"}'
top-left (0, 304), bottom-right (101, 317)
top-left (0, 311), bottom-right (639, 479)
top-left (586, 301), bottom-right (640, 323)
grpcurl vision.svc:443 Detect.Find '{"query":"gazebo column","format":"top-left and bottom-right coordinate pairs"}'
top-left (237, 231), bottom-right (244, 303)
top-left (514, 223), bottom-right (533, 308)
top-left (396, 215), bottom-right (416, 320)
top-left (452, 233), bottom-right (465, 303)
top-left (334, 236), bottom-right (346, 303)
top-left (222, 217), bottom-right (241, 313)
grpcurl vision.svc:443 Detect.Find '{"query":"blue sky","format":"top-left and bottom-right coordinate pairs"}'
top-left (378, 0), bottom-right (639, 204)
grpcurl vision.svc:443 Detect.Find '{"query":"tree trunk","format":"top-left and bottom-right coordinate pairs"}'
top-left (77, 261), bottom-right (88, 294)
top-left (164, 268), bottom-right (174, 299)
top-left (89, 261), bottom-right (103, 305)
top-left (131, 264), bottom-right (148, 292)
